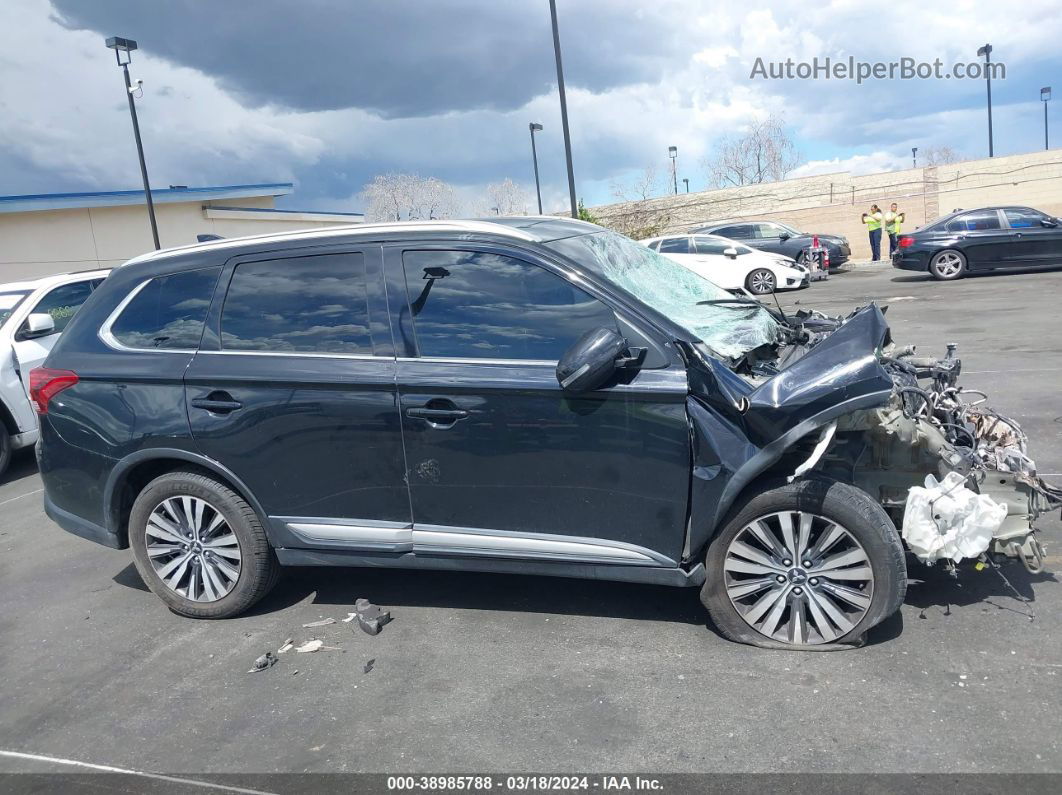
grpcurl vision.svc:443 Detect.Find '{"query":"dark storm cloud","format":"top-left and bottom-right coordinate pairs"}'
top-left (50, 0), bottom-right (679, 119)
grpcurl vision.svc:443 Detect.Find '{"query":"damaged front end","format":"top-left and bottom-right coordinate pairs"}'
top-left (683, 303), bottom-right (1062, 575)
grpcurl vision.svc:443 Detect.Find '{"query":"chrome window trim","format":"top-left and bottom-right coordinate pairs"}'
top-left (397, 356), bottom-right (557, 367)
top-left (98, 278), bottom-right (199, 355)
top-left (198, 349), bottom-right (383, 361)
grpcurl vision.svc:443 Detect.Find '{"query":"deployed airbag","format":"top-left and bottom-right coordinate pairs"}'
top-left (901, 472), bottom-right (1008, 563)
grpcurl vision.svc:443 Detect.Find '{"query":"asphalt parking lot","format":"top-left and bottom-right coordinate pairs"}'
top-left (1, 261), bottom-right (1061, 777)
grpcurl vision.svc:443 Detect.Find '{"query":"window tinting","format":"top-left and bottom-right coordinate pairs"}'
top-left (658, 237), bottom-right (690, 254)
top-left (693, 237), bottom-right (736, 255)
top-left (1004, 208), bottom-right (1045, 229)
top-left (403, 250), bottom-right (616, 361)
top-left (714, 225), bottom-right (749, 239)
top-left (110, 268), bottom-right (220, 350)
top-left (30, 281), bottom-right (94, 334)
top-left (221, 253), bottom-right (371, 354)
top-left (946, 211), bottom-right (1001, 232)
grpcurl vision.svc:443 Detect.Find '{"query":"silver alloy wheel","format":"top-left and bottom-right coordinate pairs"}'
top-left (748, 270), bottom-right (776, 294)
top-left (932, 251), bottom-right (964, 278)
top-left (722, 511), bottom-right (874, 645)
top-left (145, 496), bottom-right (242, 602)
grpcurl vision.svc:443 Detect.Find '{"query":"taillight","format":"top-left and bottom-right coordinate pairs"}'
top-left (29, 368), bottom-right (79, 414)
top-left (898, 236), bottom-right (915, 249)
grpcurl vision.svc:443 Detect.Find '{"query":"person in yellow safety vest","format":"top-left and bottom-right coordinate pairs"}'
top-left (861, 204), bottom-right (884, 261)
top-left (884, 203), bottom-right (906, 257)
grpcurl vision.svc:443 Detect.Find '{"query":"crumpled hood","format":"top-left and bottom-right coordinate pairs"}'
top-left (691, 305), bottom-right (896, 445)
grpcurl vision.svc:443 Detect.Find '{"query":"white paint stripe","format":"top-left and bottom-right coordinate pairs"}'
top-left (0, 488), bottom-right (43, 507)
top-left (0, 750), bottom-right (277, 794)
top-left (964, 367), bottom-right (1062, 374)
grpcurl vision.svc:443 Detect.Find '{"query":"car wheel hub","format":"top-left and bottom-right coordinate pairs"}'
top-left (722, 511), bottom-right (874, 646)
top-left (145, 496), bottom-right (242, 603)
top-left (935, 252), bottom-right (962, 276)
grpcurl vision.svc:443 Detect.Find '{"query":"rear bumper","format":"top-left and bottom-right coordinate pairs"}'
top-left (44, 492), bottom-right (124, 549)
top-left (892, 251), bottom-right (929, 271)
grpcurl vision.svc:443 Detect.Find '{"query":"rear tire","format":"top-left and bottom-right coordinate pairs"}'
top-left (129, 470), bottom-right (279, 618)
top-left (929, 249), bottom-right (966, 280)
top-left (701, 478), bottom-right (906, 650)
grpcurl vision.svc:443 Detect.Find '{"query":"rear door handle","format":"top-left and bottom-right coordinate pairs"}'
top-left (191, 392), bottom-right (243, 414)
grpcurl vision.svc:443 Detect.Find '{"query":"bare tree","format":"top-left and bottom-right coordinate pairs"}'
top-left (361, 173), bottom-right (460, 221)
top-left (920, 145), bottom-right (963, 166)
top-left (703, 115), bottom-right (802, 188)
top-left (610, 165), bottom-right (662, 202)
top-left (484, 178), bottom-right (531, 216)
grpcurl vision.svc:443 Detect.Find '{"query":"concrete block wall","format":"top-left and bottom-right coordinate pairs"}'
top-left (591, 149), bottom-right (1062, 260)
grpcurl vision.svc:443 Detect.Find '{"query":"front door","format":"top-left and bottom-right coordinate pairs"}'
top-left (185, 246), bottom-right (411, 550)
top-left (1001, 208), bottom-right (1062, 267)
top-left (386, 244), bottom-right (691, 566)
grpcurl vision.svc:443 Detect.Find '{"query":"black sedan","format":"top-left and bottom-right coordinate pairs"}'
top-left (692, 219), bottom-right (851, 268)
top-left (893, 205), bottom-right (1062, 280)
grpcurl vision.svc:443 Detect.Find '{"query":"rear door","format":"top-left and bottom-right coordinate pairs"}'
top-left (184, 245), bottom-right (411, 550)
top-left (13, 278), bottom-right (98, 392)
top-left (1001, 208), bottom-right (1062, 267)
top-left (386, 242), bottom-right (691, 566)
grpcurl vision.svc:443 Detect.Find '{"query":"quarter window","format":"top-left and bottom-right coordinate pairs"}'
top-left (109, 268), bottom-right (220, 350)
top-left (220, 253), bottom-right (372, 354)
top-left (28, 281), bottom-right (94, 335)
top-left (402, 250), bottom-right (616, 361)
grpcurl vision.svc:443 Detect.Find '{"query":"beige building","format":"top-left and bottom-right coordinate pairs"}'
top-left (0, 182), bottom-right (364, 282)
top-left (591, 149), bottom-right (1062, 260)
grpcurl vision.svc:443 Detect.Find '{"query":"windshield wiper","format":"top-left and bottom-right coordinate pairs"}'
top-left (696, 298), bottom-right (763, 308)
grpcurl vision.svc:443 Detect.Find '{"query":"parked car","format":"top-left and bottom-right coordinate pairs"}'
top-left (693, 220), bottom-right (851, 268)
top-left (0, 269), bottom-right (109, 477)
top-left (34, 220), bottom-right (1059, 649)
top-left (893, 205), bottom-right (1062, 280)
top-left (641, 233), bottom-right (809, 294)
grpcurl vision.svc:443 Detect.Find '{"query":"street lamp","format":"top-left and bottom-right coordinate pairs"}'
top-left (912, 147), bottom-right (918, 168)
top-left (976, 43), bottom-right (994, 157)
top-left (682, 178), bottom-right (689, 194)
top-left (548, 0), bottom-right (578, 218)
top-left (668, 146), bottom-right (678, 195)
top-left (528, 123), bottom-right (544, 214)
top-left (1042, 87), bottom-right (1052, 150)
top-left (105, 36), bottom-right (160, 250)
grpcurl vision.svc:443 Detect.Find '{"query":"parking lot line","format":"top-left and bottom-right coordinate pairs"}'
top-left (0, 489), bottom-right (42, 508)
top-left (0, 750), bottom-right (277, 794)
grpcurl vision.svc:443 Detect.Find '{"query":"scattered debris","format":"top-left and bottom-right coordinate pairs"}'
top-left (247, 652), bottom-right (278, 673)
top-left (278, 639), bottom-right (294, 654)
top-left (342, 613), bottom-right (357, 623)
top-left (291, 669), bottom-right (299, 676)
top-left (302, 618), bottom-right (336, 628)
top-left (353, 598), bottom-right (392, 636)
top-left (364, 658), bottom-right (375, 674)
top-left (295, 639), bottom-right (343, 653)
top-left (902, 472), bottom-right (1007, 563)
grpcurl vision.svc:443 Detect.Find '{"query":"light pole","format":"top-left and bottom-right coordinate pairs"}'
top-left (105, 36), bottom-right (160, 250)
top-left (668, 146), bottom-right (678, 194)
top-left (912, 147), bottom-right (918, 168)
top-left (529, 123), bottom-right (544, 214)
top-left (548, 0), bottom-right (577, 218)
top-left (1042, 87), bottom-right (1052, 150)
top-left (682, 178), bottom-right (689, 194)
top-left (977, 43), bottom-right (994, 157)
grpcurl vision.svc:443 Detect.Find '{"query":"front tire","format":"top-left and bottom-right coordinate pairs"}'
top-left (745, 268), bottom-right (776, 295)
top-left (0, 431), bottom-right (11, 480)
top-left (929, 249), bottom-right (966, 281)
top-left (129, 470), bottom-right (279, 618)
top-left (701, 478), bottom-right (906, 650)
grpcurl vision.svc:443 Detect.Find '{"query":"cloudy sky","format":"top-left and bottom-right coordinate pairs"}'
top-left (1, 0), bottom-right (1059, 214)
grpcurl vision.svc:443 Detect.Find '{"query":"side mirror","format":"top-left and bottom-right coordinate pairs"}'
top-left (778, 232), bottom-right (790, 241)
top-left (20, 313), bottom-right (56, 340)
top-left (723, 247), bottom-right (738, 259)
top-left (556, 327), bottom-right (643, 394)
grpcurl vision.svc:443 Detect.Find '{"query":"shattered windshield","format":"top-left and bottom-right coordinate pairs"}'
top-left (548, 230), bottom-right (782, 360)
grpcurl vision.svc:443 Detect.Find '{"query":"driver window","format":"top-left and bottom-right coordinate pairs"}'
top-left (25, 281), bottom-right (94, 335)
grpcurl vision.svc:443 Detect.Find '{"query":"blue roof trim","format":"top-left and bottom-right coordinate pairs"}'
top-left (0, 182), bottom-right (294, 214)
top-left (209, 205), bottom-right (365, 217)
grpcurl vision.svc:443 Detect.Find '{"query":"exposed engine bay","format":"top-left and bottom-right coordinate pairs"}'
top-left (731, 304), bottom-right (1062, 573)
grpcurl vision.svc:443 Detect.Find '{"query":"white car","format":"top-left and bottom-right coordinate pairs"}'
top-left (0, 269), bottom-right (109, 477)
top-left (642, 233), bottom-right (809, 295)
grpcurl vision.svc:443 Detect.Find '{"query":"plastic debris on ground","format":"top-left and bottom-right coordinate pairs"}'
top-left (364, 658), bottom-right (375, 674)
top-left (352, 598), bottom-right (392, 636)
top-left (277, 639), bottom-right (294, 654)
top-left (902, 472), bottom-right (1008, 563)
top-left (247, 651), bottom-right (278, 673)
top-left (302, 618), bottom-right (336, 628)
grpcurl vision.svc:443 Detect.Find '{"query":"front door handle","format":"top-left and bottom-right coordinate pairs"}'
top-left (405, 399), bottom-right (469, 427)
top-left (191, 392), bottom-right (243, 414)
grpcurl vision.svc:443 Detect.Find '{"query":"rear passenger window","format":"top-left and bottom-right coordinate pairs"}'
top-left (658, 238), bottom-right (690, 254)
top-left (110, 268), bottom-right (220, 350)
top-left (220, 253), bottom-right (371, 354)
top-left (402, 250), bottom-right (616, 361)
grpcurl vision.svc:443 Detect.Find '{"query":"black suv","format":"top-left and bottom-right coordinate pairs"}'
top-left (34, 219), bottom-right (1057, 649)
